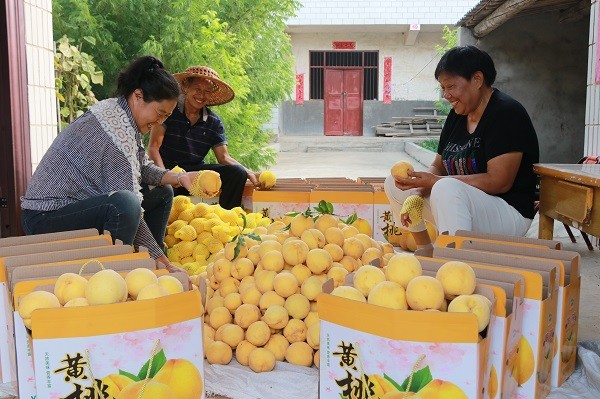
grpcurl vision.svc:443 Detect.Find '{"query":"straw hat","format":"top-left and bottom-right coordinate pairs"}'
top-left (173, 65), bottom-right (235, 106)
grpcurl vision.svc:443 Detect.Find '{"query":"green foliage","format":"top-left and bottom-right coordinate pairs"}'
top-left (434, 25), bottom-right (458, 117)
top-left (54, 35), bottom-right (104, 129)
top-left (435, 25), bottom-right (458, 55)
top-left (52, 0), bottom-right (300, 171)
top-left (434, 98), bottom-right (452, 116)
top-left (418, 138), bottom-right (439, 153)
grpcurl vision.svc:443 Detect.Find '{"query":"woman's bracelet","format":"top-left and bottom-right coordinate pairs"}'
top-left (176, 172), bottom-right (184, 186)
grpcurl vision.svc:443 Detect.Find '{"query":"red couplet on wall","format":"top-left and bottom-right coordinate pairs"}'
top-left (296, 73), bottom-right (304, 105)
top-left (383, 57), bottom-right (392, 104)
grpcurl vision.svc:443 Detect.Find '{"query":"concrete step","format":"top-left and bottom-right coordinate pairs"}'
top-left (278, 135), bottom-right (437, 153)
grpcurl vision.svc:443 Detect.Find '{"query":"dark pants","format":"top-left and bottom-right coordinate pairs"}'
top-left (174, 164), bottom-right (247, 209)
top-left (21, 185), bottom-right (173, 249)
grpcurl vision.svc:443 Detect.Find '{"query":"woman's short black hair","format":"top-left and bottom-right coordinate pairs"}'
top-left (115, 56), bottom-right (180, 101)
top-left (434, 45), bottom-right (497, 86)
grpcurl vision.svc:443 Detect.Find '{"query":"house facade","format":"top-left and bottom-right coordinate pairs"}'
top-left (1, 0), bottom-right (56, 236)
top-left (281, 0), bottom-right (477, 136)
top-left (456, 0), bottom-right (597, 162)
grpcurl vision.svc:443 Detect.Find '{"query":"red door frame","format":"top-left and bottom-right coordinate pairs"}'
top-left (0, 1), bottom-right (31, 237)
top-left (324, 68), bottom-right (363, 136)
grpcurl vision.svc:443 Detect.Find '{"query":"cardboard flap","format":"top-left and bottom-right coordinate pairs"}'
top-left (11, 258), bottom-right (157, 290)
top-left (435, 232), bottom-right (560, 251)
top-left (0, 228), bottom-right (99, 248)
top-left (432, 247), bottom-right (561, 294)
top-left (312, 185), bottom-right (373, 192)
top-left (12, 259), bottom-right (160, 307)
top-left (429, 249), bottom-right (548, 300)
top-left (461, 240), bottom-right (579, 280)
top-left (31, 290), bottom-right (204, 339)
top-left (14, 266), bottom-right (194, 311)
top-left (477, 283), bottom-right (507, 317)
top-left (320, 275), bottom-right (481, 342)
top-left (454, 230), bottom-right (562, 249)
top-left (2, 245), bottom-right (135, 284)
top-left (306, 177), bottom-right (355, 183)
top-left (0, 234), bottom-right (112, 260)
top-left (418, 257), bottom-right (524, 317)
top-left (318, 291), bottom-right (480, 343)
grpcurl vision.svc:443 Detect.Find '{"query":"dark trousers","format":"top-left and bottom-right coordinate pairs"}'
top-left (174, 164), bottom-right (247, 209)
top-left (21, 185), bottom-right (173, 248)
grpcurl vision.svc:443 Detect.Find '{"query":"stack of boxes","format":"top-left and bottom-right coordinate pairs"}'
top-left (0, 229), bottom-right (205, 398)
top-left (317, 230), bottom-right (580, 399)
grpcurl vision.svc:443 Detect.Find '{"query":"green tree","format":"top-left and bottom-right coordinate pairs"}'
top-left (54, 35), bottom-right (104, 129)
top-left (434, 25), bottom-right (458, 117)
top-left (52, 0), bottom-right (300, 170)
top-left (435, 25), bottom-right (458, 55)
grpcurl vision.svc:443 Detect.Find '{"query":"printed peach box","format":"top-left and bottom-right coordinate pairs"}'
top-left (31, 291), bottom-right (205, 399)
top-left (310, 188), bottom-right (374, 232)
top-left (447, 240), bottom-right (580, 388)
top-left (0, 236), bottom-right (133, 382)
top-left (318, 279), bottom-right (496, 399)
top-left (416, 256), bottom-right (526, 399)
top-left (0, 233), bottom-right (116, 384)
top-left (14, 265), bottom-right (203, 399)
top-left (253, 187), bottom-right (312, 220)
top-left (433, 247), bottom-right (560, 399)
top-left (11, 257), bottom-right (158, 399)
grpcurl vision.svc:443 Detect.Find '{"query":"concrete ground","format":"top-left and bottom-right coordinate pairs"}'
top-left (270, 146), bottom-right (600, 341)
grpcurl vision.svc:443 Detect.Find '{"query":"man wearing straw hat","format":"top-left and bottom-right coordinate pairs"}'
top-left (149, 65), bottom-right (259, 209)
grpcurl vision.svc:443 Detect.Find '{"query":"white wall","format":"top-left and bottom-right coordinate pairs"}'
top-left (291, 31), bottom-right (444, 102)
top-left (24, 0), bottom-right (57, 172)
top-left (586, 0), bottom-right (600, 156)
top-left (288, 0), bottom-right (477, 26)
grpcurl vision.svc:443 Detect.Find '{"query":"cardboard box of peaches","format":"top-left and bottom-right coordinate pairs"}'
top-left (318, 230), bottom-right (579, 399)
top-left (0, 229), bottom-right (206, 399)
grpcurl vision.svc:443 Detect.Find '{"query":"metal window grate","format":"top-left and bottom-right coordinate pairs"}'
top-left (309, 68), bottom-right (324, 99)
top-left (309, 50), bottom-right (378, 100)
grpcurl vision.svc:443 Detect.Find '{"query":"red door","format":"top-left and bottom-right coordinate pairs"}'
top-left (324, 69), bottom-right (363, 136)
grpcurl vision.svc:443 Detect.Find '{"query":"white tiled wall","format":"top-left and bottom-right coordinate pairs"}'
top-left (287, 0), bottom-right (477, 26)
top-left (23, 0), bottom-right (57, 172)
top-left (586, 0), bottom-right (600, 156)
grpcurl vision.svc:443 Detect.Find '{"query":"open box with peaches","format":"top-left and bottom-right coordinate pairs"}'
top-left (317, 255), bottom-right (499, 399)
top-left (432, 234), bottom-right (580, 391)
top-left (11, 256), bottom-right (205, 399)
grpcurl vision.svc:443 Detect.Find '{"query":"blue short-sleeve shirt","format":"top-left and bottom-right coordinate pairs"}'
top-left (159, 102), bottom-right (227, 170)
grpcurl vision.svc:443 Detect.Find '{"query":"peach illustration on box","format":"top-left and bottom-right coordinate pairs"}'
top-left (331, 343), bottom-right (468, 399)
top-left (487, 365), bottom-right (498, 399)
top-left (507, 336), bottom-right (535, 386)
top-left (53, 348), bottom-right (202, 399)
top-left (561, 313), bottom-right (577, 364)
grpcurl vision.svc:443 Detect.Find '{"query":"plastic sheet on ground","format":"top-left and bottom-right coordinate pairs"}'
top-left (205, 342), bottom-right (600, 399)
top-left (0, 382), bottom-right (16, 399)
top-left (548, 341), bottom-right (600, 398)
top-left (205, 358), bottom-right (319, 399)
